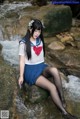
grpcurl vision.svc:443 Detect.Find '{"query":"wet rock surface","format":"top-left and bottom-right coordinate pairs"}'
top-left (0, 3), bottom-right (80, 119)
top-left (0, 46), bottom-right (17, 118)
top-left (45, 34), bottom-right (80, 77)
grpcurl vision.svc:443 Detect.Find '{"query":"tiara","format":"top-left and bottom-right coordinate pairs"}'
top-left (28, 20), bottom-right (45, 28)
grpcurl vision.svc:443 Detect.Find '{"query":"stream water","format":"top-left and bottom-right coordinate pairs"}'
top-left (0, 2), bottom-right (80, 118)
top-left (0, 39), bottom-right (80, 101)
top-left (0, 35), bottom-right (21, 65)
top-left (0, 2), bottom-right (32, 18)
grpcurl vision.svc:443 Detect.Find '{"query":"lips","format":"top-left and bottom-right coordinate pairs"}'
top-left (35, 35), bottom-right (38, 38)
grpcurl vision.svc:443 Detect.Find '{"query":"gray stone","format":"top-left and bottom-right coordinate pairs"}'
top-left (21, 83), bottom-right (49, 103)
top-left (48, 41), bottom-right (65, 50)
top-left (0, 58), bottom-right (18, 119)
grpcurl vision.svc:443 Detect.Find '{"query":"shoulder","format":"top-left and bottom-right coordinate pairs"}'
top-left (19, 38), bottom-right (26, 50)
top-left (19, 38), bottom-right (26, 49)
top-left (19, 38), bottom-right (26, 44)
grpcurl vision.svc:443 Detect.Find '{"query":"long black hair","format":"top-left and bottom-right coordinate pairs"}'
top-left (23, 19), bottom-right (45, 60)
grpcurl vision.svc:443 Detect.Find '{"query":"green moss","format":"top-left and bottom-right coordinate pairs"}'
top-left (44, 6), bottom-right (72, 37)
top-left (23, 6), bottom-right (39, 11)
top-left (0, 56), bottom-right (17, 109)
top-left (4, 11), bottom-right (19, 18)
top-left (33, 87), bottom-right (49, 103)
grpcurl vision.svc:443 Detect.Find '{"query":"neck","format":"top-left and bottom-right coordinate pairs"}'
top-left (30, 36), bottom-right (36, 41)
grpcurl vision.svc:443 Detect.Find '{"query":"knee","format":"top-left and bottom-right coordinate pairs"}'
top-left (50, 67), bottom-right (58, 73)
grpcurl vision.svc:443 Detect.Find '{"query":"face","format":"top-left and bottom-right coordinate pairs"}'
top-left (32, 29), bottom-right (41, 39)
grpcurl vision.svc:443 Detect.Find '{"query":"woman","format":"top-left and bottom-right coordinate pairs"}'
top-left (18, 19), bottom-right (77, 119)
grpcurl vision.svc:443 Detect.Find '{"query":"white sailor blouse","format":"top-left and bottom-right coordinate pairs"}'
top-left (19, 38), bottom-right (44, 65)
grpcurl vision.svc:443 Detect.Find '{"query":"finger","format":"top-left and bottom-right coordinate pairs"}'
top-left (18, 80), bottom-right (21, 86)
top-left (18, 81), bottom-right (22, 89)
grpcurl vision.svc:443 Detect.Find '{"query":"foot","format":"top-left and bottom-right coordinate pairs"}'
top-left (62, 112), bottom-right (78, 119)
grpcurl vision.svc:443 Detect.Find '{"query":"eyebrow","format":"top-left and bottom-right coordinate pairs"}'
top-left (35, 29), bottom-right (41, 31)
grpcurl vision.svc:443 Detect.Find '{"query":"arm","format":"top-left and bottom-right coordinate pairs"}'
top-left (18, 42), bottom-right (25, 87)
top-left (18, 55), bottom-right (25, 87)
top-left (19, 55), bottom-right (25, 78)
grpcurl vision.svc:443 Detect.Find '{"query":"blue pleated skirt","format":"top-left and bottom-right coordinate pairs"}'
top-left (24, 62), bottom-right (48, 86)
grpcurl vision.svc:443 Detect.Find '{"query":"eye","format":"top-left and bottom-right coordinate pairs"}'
top-left (35, 30), bottom-right (41, 34)
top-left (38, 30), bottom-right (41, 34)
top-left (35, 30), bottom-right (38, 32)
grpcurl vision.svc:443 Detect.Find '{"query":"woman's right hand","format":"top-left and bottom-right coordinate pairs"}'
top-left (18, 76), bottom-right (24, 88)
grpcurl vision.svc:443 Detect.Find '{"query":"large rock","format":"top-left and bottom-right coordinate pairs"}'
top-left (0, 47), bottom-right (18, 118)
top-left (20, 83), bottom-right (49, 103)
top-left (56, 32), bottom-right (74, 43)
top-left (46, 45), bottom-right (80, 77)
top-left (43, 5), bottom-right (72, 36)
top-left (48, 40), bottom-right (65, 50)
top-left (19, 71), bottom-right (68, 104)
top-left (0, 4), bottom-right (72, 40)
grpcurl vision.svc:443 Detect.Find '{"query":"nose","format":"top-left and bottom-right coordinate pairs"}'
top-left (35, 32), bottom-right (39, 37)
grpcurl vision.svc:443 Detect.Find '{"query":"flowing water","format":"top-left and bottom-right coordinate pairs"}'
top-left (0, 39), bottom-right (80, 101)
top-left (0, 39), bottom-right (80, 118)
top-left (0, 2), bottom-right (80, 118)
top-left (0, 35), bottom-right (21, 65)
top-left (0, 2), bottom-right (32, 18)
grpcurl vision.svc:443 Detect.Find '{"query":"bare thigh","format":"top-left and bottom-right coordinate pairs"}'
top-left (35, 75), bottom-right (56, 91)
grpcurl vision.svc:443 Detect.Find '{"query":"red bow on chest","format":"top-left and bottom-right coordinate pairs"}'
top-left (33, 46), bottom-right (42, 56)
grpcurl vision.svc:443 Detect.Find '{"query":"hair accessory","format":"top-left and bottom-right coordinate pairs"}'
top-left (28, 19), bottom-right (45, 29)
top-left (28, 20), bottom-right (34, 28)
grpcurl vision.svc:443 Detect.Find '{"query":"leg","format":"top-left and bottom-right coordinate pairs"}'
top-left (35, 75), bottom-right (67, 114)
top-left (42, 67), bottom-right (66, 107)
top-left (35, 75), bottom-right (78, 119)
